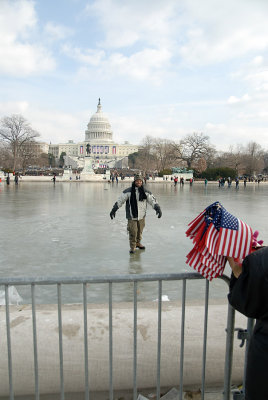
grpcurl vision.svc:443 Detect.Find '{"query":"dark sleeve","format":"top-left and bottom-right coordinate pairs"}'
top-left (228, 247), bottom-right (268, 320)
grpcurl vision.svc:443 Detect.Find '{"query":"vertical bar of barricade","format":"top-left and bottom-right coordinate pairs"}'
top-left (156, 280), bottom-right (162, 400)
top-left (223, 304), bottom-right (235, 400)
top-left (133, 281), bottom-right (138, 400)
top-left (31, 284), bottom-right (40, 400)
top-left (5, 285), bottom-right (14, 400)
top-left (179, 279), bottom-right (186, 400)
top-left (241, 318), bottom-right (254, 396)
top-left (57, 283), bottom-right (64, 400)
top-left (201, 280), bottom-right (209, 400)
top-left (83, 283), bottom-right (89, 400)
top-left (109, 282), bottom-right (113, 400)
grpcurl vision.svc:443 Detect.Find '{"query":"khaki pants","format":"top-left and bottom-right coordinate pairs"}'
top-left (127, 218), bottom-right (145, 250)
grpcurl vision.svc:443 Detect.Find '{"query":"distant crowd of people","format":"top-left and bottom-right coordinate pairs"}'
top-left (1, 171), bottom-right (22, 185)
top-left (1, 169), bottom-right (267, 189)
top-left (217, 176), bottom-right (265, 188)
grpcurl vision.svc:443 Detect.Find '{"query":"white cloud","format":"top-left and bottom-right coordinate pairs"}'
top-left (0, 0), bottom-right (55, 76)
top-left (206, 121), bottom-right (268, 151)
top-left (227, 94), bottom-right (251, 104)
top-left (179, 0), bottom-right (268, 65)
top-left (0, 42), bottom-right (55, 76)
top-left (62, 0), bottom-right (177, 83)
top-left (70, 46), bottom-right (171, 84)
top-left (44, 22), bottom-right (73, 41)
top-left (81, 0), bottom-right (268, 77)
top-left (251, 56), bottom-right (264, 66)
top-left (0, 101), bottom-right (29, 115)
top-left (81, 0), bottom-right (177, 83)
top-left (0, 100), bottom-right (86, 144)
top-left (111, 106), bottom-right (188, 145)
top-left (205, 122), bottom-right (225, 131)
top-left (245, 70), bottom-right (268, 92)
top-left (62, 44), bottom-right (105, 66)
top-left (26, 108), bottom-right (87, 144)
top-left (85, 0), bottom-right (268, 66)
top-left (107, 48), bottom-right (171, 82)
top-left (228, 57), bottom-right (268, 113)
top-left (85, 0), bottom-right (179, 49)
top-left (112, 115), bottom-right (170, 144)
top-left (0, 0), bottom-right (37, 38)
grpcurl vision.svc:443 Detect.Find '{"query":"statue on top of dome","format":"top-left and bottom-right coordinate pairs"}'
top-left (97, 98), bottom-right (102, 112)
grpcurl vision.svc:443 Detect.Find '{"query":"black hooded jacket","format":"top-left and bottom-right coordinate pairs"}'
top-left (228, 247), bottom-right (268, 400)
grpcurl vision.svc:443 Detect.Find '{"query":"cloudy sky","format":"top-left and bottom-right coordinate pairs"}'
top-left (1, 0), bottom-right (268, 150)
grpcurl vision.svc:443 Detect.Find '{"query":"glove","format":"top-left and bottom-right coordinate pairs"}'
top-left (252, 230), bottom-right (264, 248)
top-left (154, 204), bottom-right (162, 218)
top-left (110, 203), bottom-right (119, 219)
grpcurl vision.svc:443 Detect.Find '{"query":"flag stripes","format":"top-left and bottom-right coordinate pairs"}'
top-left (186, 201), bottom-right (253, 280)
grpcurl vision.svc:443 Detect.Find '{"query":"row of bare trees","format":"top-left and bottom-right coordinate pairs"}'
top-left (129, 133), bottom-right (216, 173)
top-left (129, 134), bottom-right (268, 177)
top-left (213, 143), bottom-right (268, 177)
top-left (1, 114), bottom-right (268, 177)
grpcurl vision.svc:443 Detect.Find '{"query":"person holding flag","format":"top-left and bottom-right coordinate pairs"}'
top-left (186, 201), bottom-right (267, 399)
top-left (227, 245), bottom-right (267, 400)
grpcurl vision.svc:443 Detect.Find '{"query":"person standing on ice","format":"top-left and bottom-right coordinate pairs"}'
top-left (110, 174), bottom-right (162, 254)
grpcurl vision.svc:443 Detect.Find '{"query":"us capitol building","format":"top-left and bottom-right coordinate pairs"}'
top-left (47, 99), bottom-right (139, 170)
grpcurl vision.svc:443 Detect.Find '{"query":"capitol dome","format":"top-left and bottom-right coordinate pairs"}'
top-left (85, 99), bottom-right (113, 143)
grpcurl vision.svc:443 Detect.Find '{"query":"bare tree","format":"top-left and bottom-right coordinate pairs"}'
top-left (193, 157), bottom-right (207, 174)
top-left (0, 114), bottom-right (40, 171)
top-left (203, 146), bottom-right (216, 168)
top-left (0, 142), bottom-right (12, 170)
top-left (215, 145), bottom-right (244, 174)
top-left (153, 139), bottom-right (176, 171)
top-left (19, 142), bottom-right (40, 173)
top-left (131, 136), bottom-right (157, 173)
top-left (243, 141), bottom-right (264, 176)
top-left (173, 132), bottom-right (214, 169)
top-left (36, 153), bottom-right (50, 169)
top-left (262, 152), bottom-right (268, 174)
top-left (212, 142), bottom-right (265, 177)
top-left (139, 136), bottom-right (156, 172)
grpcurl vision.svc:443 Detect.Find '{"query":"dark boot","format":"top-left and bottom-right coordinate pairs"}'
top-left (136, 243), bottom-right (145, 250)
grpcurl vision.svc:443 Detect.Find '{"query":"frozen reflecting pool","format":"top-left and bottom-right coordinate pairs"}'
top-left (0, 181), bottom-right (267, 303)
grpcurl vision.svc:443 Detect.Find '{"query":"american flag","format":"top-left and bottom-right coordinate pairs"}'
top-left (186, 201), bottom-right (253, 280)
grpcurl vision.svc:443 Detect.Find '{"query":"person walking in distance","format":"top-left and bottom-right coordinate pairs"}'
top-left (110, 174), bottom-right (162, 254)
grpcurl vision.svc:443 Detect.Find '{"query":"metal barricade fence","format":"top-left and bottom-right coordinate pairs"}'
top-left (0, 273), bottom-right (236, 400)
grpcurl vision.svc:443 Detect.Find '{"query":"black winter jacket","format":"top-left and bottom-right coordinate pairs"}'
top-left (228, 247), bottom-right (268, 400)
